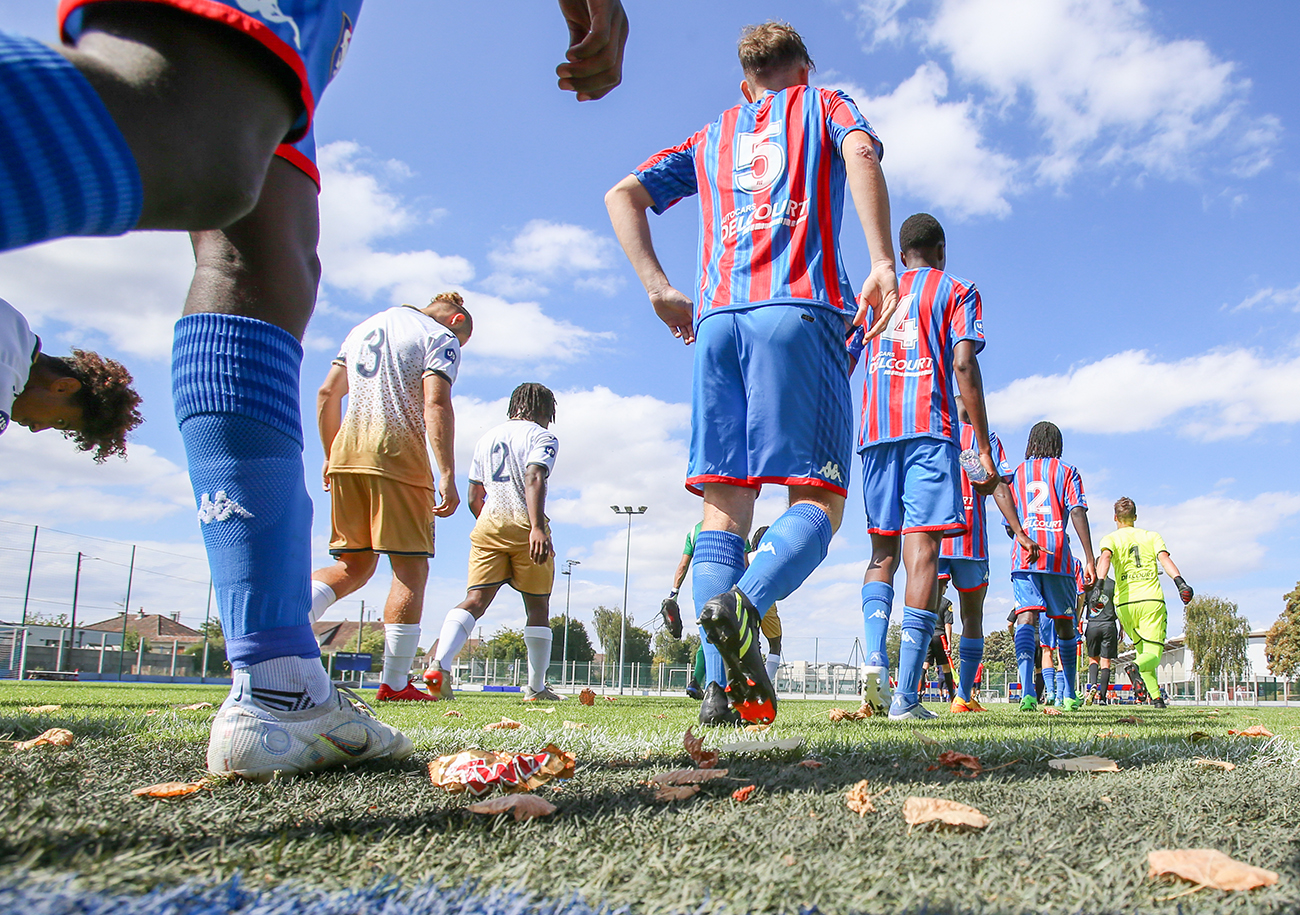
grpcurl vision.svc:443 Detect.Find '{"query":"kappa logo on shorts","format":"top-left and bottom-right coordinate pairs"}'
top-left (816, 461), bottom-right (843, 482)
top-left (235, 0), bottom-right (302, 49)
top-left (198, 491), bottom-right (254, 524)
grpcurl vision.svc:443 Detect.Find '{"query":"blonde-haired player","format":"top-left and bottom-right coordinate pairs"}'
top-left (427, 383), bottom-right (562, 701)
top-left (1095, 496), bottom-right (1193, 708)
top-left (308, 292), bottom-right (471, 702)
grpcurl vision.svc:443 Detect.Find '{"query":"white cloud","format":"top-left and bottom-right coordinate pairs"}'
top-left (316, 143), bottom-right (611, 364)
top-left (0, 232), bottom-right (194, 359)
top-left (830, 66), bottom-right (1016, 218)
top-left (925, 0), bottom-right (1279, 184)
top-left (0, 430), bottom-right (192, 524)
top-left (484, 220), bottom-right (621, 297)
top-left (1231, 282), bottom-right (1300, 313)
top-left (987, 347), bottom-right (1300, 439)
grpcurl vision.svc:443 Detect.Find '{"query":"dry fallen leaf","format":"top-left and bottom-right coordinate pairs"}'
top-left (1116, 715), bottom-right (1141, 724)
top-left (484, 717), bottom-right (523, 731)
top-left (653, 713), bottom-right (668, 719)
top-left (744, 723), bottom-right (770, 732)
top-left (829, 706), bottom-right (871, 722)
top-left (20, 705), bottom-right (60, 714)
top-left (782, 854), bottom-right (797, 866)
top-left (731, 785), bottom-right (757, 802)
top-left (444, 710), bottom-right (465, 718)
top-left (144, 709), bottom-right (158, 716)
top-left (1191, 758), bottom-right (1236, 772)
top-left (932, 750), bottom-right (982, 778)
top-left (1048, 755), bottom-right (1119, 772)
top-left (650, 768), bottom-right (730, 786)
top-left (175, 702), bottom-right (214, 711)
top-left (132, 780), bottom-right (208, 799)
top-left (903, 796), bottom-right (989, 830)
top-left (1188, 731), bottom-right (1210, 741)
top-left (1228, 725), bottom-right (1274, 738)
top-left (603, 696), bottom-right (618, 702)
top-left (562, 720), bottom-right (586, 730)
top-left (1148, 849), bottom-right (1278, 891)
top-left (845, 779), bottom-right (880, 816)
top-left (797, 759), bottom-right (824, 769)
top-left (12, 728), bottom-right (74, 750)
top-left (1041, 706), bottom-right (1063, 716)
top-left (683, 726), bottom-right (719, 769)
top-left (654, 784), bottom-right (701, 802)
top-left (467, 794), bottom-right (557, 821)
top-left (578, 689), bottom-right (596, 706)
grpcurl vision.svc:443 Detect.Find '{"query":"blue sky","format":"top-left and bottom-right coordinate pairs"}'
top-left (1, 0), bottom-right (1298, 669)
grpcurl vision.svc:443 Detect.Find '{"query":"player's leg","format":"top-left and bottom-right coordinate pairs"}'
top-left (1011, 574), bottom-right (1042, 711)
top-left (427, 518), bottom-right (513, 699)
top-left (1038, 617), bottom-right (1057, 705)
top-left (1054, 616), bottom-right (1081, 709)
top-left (1133, 600), bottom-right (1167, 706)
top-left (761, 611), bottom-right (782, 684)
top-left (511, 534), bottom-right (559, 701)
top-left (890, 529), bottom-right (943, 719)
top-left (686, 645), bottom-right (705, 700)
top-left (860, 442), bottom-right (903, 713)
top-left (375, 553), bottom-right (431, 701)
top-left (954, 568), bottom-right (989, 709)
top-left (309, 472), bottom-right (382, 622)
top-left (2, 4), bottom-right (301, 253)
top-left (1097, 625), bottom-right (1116, 704)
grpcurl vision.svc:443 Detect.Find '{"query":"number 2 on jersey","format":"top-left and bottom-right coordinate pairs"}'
top-left (1025, 481), bottom-right (1051, 516)
top-left (490, 442), bottom-right (511, 482)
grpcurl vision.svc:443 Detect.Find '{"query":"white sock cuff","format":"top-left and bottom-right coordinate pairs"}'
top-left (309, 580), bottom-right (337, 623)
top-left (524, 626), bottom-right (553, 641)
top-left (448, 608), bottom-right (478, 637)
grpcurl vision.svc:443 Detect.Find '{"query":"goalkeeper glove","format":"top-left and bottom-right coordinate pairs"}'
top-left (1173, 576), bottom-right (1193, 605)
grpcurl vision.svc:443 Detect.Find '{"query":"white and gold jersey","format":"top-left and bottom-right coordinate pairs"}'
top-left (0, 298), bottom-right (37, 437)
top-left (468, 419), bottom-right (559, 527)
top-left (328, 305), bottom-right (460, 488)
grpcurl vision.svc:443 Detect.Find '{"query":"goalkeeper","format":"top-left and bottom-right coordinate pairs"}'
top-left (1094, 497), bottom-right (1192, 709)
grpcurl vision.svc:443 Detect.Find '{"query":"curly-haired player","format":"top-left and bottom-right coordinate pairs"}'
top-left (1, 297), bottom-right (141, 462)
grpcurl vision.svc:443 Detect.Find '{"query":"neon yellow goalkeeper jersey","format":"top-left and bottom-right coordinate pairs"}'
top-left (1099, 526), bottom-right (1169, 605)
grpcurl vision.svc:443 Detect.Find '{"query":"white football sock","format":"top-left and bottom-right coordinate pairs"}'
top-left (433, 608), bottom-right (477, 670)
top-left (243, 654), bottom-right (333, 711)
top-left (523, 625), bottom-right (552, 692)
top-left (308, 580), bottom-right (337, 623)
top-left (765, 653), bottom-right (780, 682)
top-left (381, 623), bottom-right (421, 690)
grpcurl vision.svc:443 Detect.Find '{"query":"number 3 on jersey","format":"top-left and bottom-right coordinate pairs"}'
top-left (734, 122), bottom-right (786, 193)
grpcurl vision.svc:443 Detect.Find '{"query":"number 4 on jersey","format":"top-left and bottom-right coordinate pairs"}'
top-left (880, 292), bottom-right (918, 349)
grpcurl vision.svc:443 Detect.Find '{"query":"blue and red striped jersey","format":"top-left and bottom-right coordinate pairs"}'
top-left (633, 85), bottom-right (881, 321)
top-left (941, 425), bottom-right (1012, 561)
top-left (856, 267), bottom-right (984, 448)
top-left (1010, 458), bottom-right (1087, 575)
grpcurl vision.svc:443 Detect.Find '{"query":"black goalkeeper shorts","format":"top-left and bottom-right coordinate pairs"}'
top-left (1085, 620), bottom-right (1118, 660)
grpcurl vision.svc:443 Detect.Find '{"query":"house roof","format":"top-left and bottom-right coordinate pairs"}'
top-left (82, 613), bottom-right (203, 642)
top-left (313, 620), bottom-right (385, 651)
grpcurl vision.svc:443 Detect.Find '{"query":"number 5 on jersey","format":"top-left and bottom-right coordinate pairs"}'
top-left (734, 122), bottom-right (787, 193)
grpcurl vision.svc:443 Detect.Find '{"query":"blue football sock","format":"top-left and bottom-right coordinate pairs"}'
top-left (1059, 636), bottom-right (1078, 700)
top-left (1042, 667), bottom-right (1055, 701)
top-left (1014, 624), bottom-right (1037, 697)
top-left (0, 33), bottom-right (141, 252)
top-left (860, 581), bottom-right (893, 668)
top-left (957, 636), bottom-right (983, 701)
top-left (735, 502), bottom-right (832, 614)
top-left (174, 315), bottom-right (317, 668)
top-left (895, 606), bottom-right (938, 707)
top-left (691, 529), bottom-right (746, 687)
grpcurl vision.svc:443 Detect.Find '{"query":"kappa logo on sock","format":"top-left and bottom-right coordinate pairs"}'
top-left (901, 631), bottom-right (917, 644)
top-left (816, 461), bottom-right (843, 482)
top-left (198, 491), bottom-right (254, 524)
top-left (756, 541), bottom-right (776, 556)
top-left (868, 609), bottom-right (889, 620)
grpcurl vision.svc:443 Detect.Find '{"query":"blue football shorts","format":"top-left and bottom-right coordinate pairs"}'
top-left (1038, 613), bottom-right (1058, 650)
top-left (1012, 570), bottom-right (1077, 621)
top-left (61, 0), bottom-right (361, 187)
top-left (859, 437), bottom-right (963, 537)
top-left (938, 557), bottom-right (989, 592)
top-left (688, 304), bottom-right (853, 497)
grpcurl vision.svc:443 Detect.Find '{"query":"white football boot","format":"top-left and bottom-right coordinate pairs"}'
top-left (861, 666), bottom-right (893, 716)
top-left (207, 674), bottom-right (413, 781)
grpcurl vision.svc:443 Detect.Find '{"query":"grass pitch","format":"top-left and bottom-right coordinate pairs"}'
top-left (0, 682), bottom-right (1298, 915)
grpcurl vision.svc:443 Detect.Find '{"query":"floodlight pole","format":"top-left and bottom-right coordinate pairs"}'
top-left (610, 505), bottom-right (647, 694)
top-left (117, 545), bottom-right (135, 680)
top-left (201, 578), bottom-right (213, 681)
top-left (17, 525), bottom-right (37, 680)
top-left (64, 552), bottom-right (83, 672)
top-left (561, 559), bottom-right (580, 687)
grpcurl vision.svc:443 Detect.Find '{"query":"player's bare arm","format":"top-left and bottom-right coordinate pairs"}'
top-left (524, 464), bottom-right (552, 565)
top-left (1095, 548), bottom-right (1112, 582)
top-left (605, 174), bottom-right (696, 344)
top-left (468, 481), bottom-right (487, 519)
top-left (1158, 551), bottom-right (1194, 604)
top-left (842, 131), bottom-right (897, 341)
top-left (423, 374), bottom-right (459, 518)
top-left (556, 0), bottom-right (629, 101)
top-left (316, 364), bottom-right (348, 493)
top-left (992, 481), bottom-right (1040, 564)
top-left (671, 552), bottom-right (693, 592)
top-left (950, 340), bottom-right (999, 489)
top-left (1071, 506), bottom-right (1096, 585)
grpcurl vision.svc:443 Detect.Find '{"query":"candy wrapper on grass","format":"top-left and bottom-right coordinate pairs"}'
top-left (428, 744), bottom-right (576, 797)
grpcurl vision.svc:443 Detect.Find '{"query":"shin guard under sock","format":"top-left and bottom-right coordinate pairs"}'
top-left (0, 33), bottom-right (141, 251)
top-left (381, 623), bottom-right (421, 690)
top-left (957, 637), bottom-right (983, 701)
top-left (735, 503), bottom-right (833, 613)
top-left (1014, 624), bottom-right (1037, 696)
top-left (896, 606), bottom-right (938, 706)
top-left (174, 314), bottom-right (316, 668)
top-left (1059, 636), bottom-right (1079, 700)
top-left (691, 530), bottom-right (746, 687)
top-left (523, 626), bottom-right (553, 692)
top-left (861, 581), bottom-right (893, 668)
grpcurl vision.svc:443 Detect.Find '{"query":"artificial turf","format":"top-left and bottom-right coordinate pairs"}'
top-left (0, 682), bottom-right (1297, 915)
